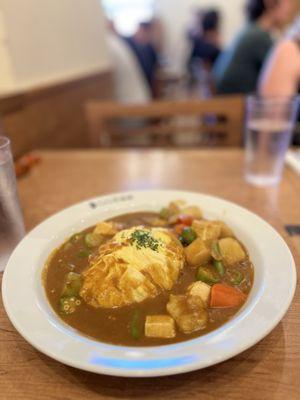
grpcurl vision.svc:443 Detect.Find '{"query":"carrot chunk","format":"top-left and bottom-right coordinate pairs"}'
top-left (177, 214), bottom-right (194, 226)
top-left (210, 283), bottom-right (246, 308)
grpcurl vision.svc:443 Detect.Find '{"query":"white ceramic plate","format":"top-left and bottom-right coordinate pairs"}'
top-left (2, 190), bottom-right (296, 377)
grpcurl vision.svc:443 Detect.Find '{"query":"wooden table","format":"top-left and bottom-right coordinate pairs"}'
top-left (1, 149), bottom-right (299, 400)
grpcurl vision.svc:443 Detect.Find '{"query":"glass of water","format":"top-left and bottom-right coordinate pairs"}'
top-left (0, 136), bottom-right (25, 271)
top-left (245, 96), bottom-right (299, 186)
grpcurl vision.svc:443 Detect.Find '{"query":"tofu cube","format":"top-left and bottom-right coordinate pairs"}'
top-left (192, 220), bottom-right (222, 244)
top-left (187, 281), bottom-right (211, 304)
top-left (218, 238), bottom-right (246, 266)
top-left (145, 315), bottom-right (176, 338)
top-left (184, 238), bottom-right (211, 266)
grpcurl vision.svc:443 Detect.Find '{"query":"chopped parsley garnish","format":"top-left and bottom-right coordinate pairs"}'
top-left (129, 229), bottom-right (160, 252)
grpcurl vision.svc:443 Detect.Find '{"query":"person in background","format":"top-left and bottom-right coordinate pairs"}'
top-left (213, 0), bottom-right (294, 95)
top-left (107, 21), bottom-right (151, 104)
top-left (259, 19), bottom-right (300, 144)
top-left (124, 22), bottom-right (159, 94)
top-left (260, 18), bottom-right (300, 96)
top-left (188, 9), bottom-right (222, 70)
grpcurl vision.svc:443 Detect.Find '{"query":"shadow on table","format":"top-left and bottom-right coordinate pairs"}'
top-left (46, 322), bottom-right (286, 399)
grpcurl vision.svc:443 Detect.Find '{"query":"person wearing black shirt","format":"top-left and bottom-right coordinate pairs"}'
top-left (124, 22), bottom-right (158, 94)
top-left (188, 9), bottom-right (221, 70)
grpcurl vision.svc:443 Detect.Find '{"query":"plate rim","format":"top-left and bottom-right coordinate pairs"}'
top-left (2, 189), bottom-right (297, 377)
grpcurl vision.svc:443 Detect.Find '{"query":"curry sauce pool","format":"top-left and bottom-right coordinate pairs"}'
top-left (43, 202), bottom-right (254, 346)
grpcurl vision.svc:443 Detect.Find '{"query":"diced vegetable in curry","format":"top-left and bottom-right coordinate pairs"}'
top-left (43, 200), bottom-right (253, 346)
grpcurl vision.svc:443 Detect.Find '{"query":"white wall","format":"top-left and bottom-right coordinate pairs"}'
top-left (0, 0), bottom-right (110, 93)
top-left (155, 0), bottom-right (246, 74)
top-left (0, 8), bottom-right (14, 91)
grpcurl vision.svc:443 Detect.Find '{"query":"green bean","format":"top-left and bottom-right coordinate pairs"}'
top-left (59, 296), bottom-right (81, 314)
top-left (213, 260), bottom-right (225, 277)
top-left (131, 310), bottom-right (140, 340)
top-left (62, 272), bottom-right (82, 297)
top-left (211, 241), bottom-right (222, 261)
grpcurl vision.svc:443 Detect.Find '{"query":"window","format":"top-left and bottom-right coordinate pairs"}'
top-left (102, 0), bottom-right (154, 35)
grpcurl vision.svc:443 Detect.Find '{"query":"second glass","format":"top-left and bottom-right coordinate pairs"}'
top-left (0, 136), bottom-right (25, 271)
top-left (245, 96), bottom-right (299, 186)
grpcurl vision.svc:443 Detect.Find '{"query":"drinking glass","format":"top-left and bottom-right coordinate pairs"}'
top-left (0, 136), bottom-right (25, 271)
top-left (245, 96), bottom-right (299, 186)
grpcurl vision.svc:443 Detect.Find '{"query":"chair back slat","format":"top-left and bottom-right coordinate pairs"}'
top-left (85, 97), bottom-right (245, 148)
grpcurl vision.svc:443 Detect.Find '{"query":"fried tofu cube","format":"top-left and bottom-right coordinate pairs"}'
top-left (145, 315), bottom-right (176, 338)
top-left (167, 294), bottom-right (207, 334)
top-left (187, 281), bottom-right (211, 304)
top-left (184, 238), bottom-right (211, 266)
top-left (181, 206), bottom-right (203, 219)
top-left (192, 220), bottom-right (222, 245)
top-left (218, 238), bottom-right (246, 266)
top-left (94, 222), bottom-right (118, 236)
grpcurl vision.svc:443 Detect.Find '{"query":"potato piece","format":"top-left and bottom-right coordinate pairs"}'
top-left (218, 238), bottom-right (246, 266)
top-left (181, 206), bottom-right (203, 219)
top-left (145, 315), bottom-right (176, 338)
top-left (187, 281), bottom-right (211, 304)
top-left (216, 221), bottom-right (235, 238)
top-left (169, 200), bottom-right (186, 215)
top-left (184, 238), bottom-right (211, 266)
top-left (167, 294), bottom-right (207, 334)
top-left (94, 222), bottom-right (118, 236)
top-left (192, 220), bottom-right (222, 245)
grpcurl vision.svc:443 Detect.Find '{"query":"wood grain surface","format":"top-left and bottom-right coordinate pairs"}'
top-left (0, 149), bottom-right (299, 400)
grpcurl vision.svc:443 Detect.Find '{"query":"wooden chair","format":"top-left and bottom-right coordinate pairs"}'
top-left (85, 96), bottom-right (245, 148)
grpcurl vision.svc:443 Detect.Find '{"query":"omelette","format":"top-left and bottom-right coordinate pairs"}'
top-left (80, 226), bottom-right (185, 308)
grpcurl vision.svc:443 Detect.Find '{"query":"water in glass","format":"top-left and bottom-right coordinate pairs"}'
top-left (245, 96), bottom-right (299, 186)
top-left (245, 119), bottom-right (293, 186)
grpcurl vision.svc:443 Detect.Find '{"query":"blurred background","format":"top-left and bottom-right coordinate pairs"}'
top-left (0, 0), bottom-right (299, 157)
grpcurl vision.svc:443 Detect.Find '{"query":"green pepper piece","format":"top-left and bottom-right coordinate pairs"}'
top-left (62, 272), bottom-right (82, 297)
top-left (179, 227), bottom-right (197, 246)
top-left (197, 266), bottom-right (220, 285)
top-left (230, 271), bottom-right (244, 285)
top-left (77, 249), bottom-right (91, 259)
top-left (131, 310), bottom-right (140, 340)
top-left (213, 259), bottom-right (225, 277)
top-left (84, 232), bottom-right (103, 248)
top-left (59, 296), bottom-right (81, 315)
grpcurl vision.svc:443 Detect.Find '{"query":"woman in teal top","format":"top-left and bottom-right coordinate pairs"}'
top-left (213, 0), bottom-right (294, 95)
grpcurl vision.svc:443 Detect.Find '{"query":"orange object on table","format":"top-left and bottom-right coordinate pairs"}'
top-left (15, 152), bottom-right (41, 178)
